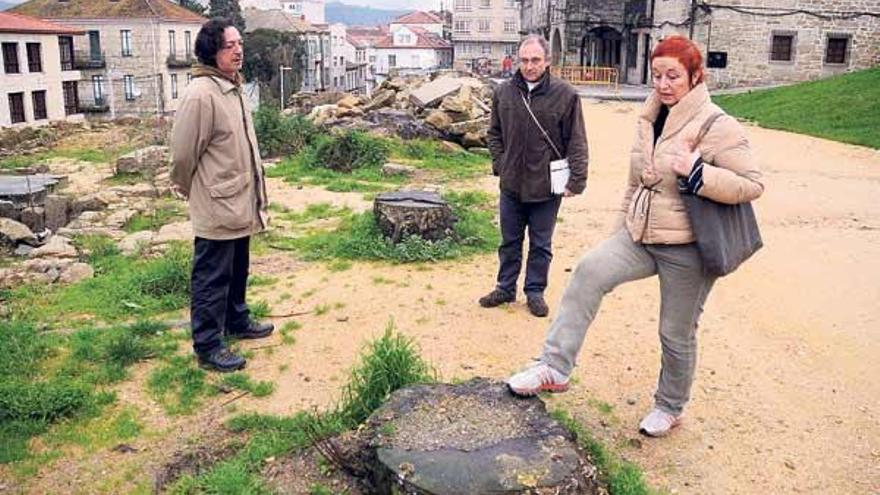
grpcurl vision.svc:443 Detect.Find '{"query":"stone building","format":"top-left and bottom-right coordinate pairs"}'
top-left (0, 12), bottom-right (84, 127)
top-left (521, 0), bottom-right (880, 88)
top-left (11, 0), bottom-right (206, 117)
top-left (452, 0), bottom-right (521, 72)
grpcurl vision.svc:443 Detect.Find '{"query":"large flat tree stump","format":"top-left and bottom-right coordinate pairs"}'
top-left (362, 378), bottom-right (598, 494)
top-left (373, 190), bottom-right (456, 243)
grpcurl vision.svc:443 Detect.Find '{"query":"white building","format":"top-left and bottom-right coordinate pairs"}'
top-left (452, 0), bottom-right (520, 72)
top-left (342, 35), bottom-right (368, 93)
top-left (0, 12), bottom-right (83, 127)
top-left (374, 11), bottom-right (452, 80)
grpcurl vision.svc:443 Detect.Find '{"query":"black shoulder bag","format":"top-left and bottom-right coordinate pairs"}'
top-left (680, 114), bottom-right (763, 277)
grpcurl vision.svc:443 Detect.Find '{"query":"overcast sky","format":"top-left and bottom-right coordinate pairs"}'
top-left (3, 0), bottom-right (446, 10)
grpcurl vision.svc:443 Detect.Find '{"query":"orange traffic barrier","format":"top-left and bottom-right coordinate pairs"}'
top-left (550, 66), bottom-right (619, 91)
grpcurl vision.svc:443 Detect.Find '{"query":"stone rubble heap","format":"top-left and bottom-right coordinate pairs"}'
top-left (288, 72), bottom-right (497, 149)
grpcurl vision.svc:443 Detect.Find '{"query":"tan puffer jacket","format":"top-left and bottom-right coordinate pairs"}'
top-left (621, 83), bottom-right (764, 245)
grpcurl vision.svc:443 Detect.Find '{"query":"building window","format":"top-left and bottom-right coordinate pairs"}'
top-left (62, 81), bottom-right (79, 115)
top-left (825, 35), bottom-right (849, 64)
top-left (478, 19), bottom-right (491, 32)
top-left (399, 34), bottom-right (412, 44)
top-left (3, 43), bottom-right (20, 74)
top-left (480, 0), bottom-right (490, 7)
top-left (26, 43), bottom-right (42, 72)
top-left (187, 72), bottom-right (192, 84)
top-left (185, 31), bottom-right (192, 58)
top-left (32, 90), bottom-right (47, 120)
top-left (171, 74), bottom-right (178, 99)
top-left (503, 19), bottom-right (516, 33)
top-left (8, 92), bottom-right (25, 123)
top-left (124, 75), bottom-right (135, 101)
top-left (92, 75), bottom-right (105, 105)
top-left (770, 33), bottom-right (794, 62)
top-left (88, 30), bottom-right (101, 61)
top-left (454, 20), bottom-right (469, 33)
top-left (168, 30), bottom-right (176, 56)
top-left (121, 30), bottom-right (132, 57)
top-left (482, 44), bottom-right (492, 54)
top-left (388, 54), bottom-right (396, 67)
top-left (627, 32), bottom-right (638, 68)
top-left (504, 0), bottom-right (517, 7)
top-left (58, 36), bottom-right (74, 71)
top-left (454, 0), bottom-right (471, 10)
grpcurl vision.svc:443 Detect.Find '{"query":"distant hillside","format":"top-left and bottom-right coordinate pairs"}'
top-left (326, 1), bottom-right (409, 26)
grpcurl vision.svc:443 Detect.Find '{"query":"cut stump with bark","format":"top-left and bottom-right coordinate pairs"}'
top-left (373, 190), bottom-right (456, 243)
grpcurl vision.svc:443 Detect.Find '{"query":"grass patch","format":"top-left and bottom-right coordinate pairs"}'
top-left (0, 146), bottom-right (129, 170)
top-left (167, 322), bottom-right (434, 492)
top-left (247, 275), bottom-right (278, 287)
top-left (3, 237), bottom-right (192, 325)
top-left (270, 190), bottom-right (498, 263)
top-left (714, 67), bottom-right (880, 149)
top-left (388, 137), bottom-right (490, 181)
top-left (218, 373), bottom-right (275, 398)
top-left (147, 356), bottom-right (209, 416)
top-left (0, 320), bottom-right (174, 464)
top-left (551, 409), bottom-right (652, 495)
top-left (123, 201), bottom-right (186, 233)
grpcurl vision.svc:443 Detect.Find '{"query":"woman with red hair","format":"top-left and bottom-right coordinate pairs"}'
top-left (507, 36), bottom-right (764, 437)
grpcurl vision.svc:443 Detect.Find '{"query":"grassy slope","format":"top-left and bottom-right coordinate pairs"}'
top-left (713, 67), bottom-right (880, 149)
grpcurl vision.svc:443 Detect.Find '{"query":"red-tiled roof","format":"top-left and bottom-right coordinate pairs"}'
top-left (10, 0), bottom-right (206, 23)
top-left (374, 26), bottom-right (451, 50)
top-left (347, 26), bottom-right (388, 46)
top-left (0, 11), bottom-right (84, 34)
top-left (392, 10), bottom-right (442, 25)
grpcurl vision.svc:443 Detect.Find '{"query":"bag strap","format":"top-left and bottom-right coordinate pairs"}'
top-left (520, 92), bottom-right (563, 160)
top-left (694, 112), bottom-right (725, 147)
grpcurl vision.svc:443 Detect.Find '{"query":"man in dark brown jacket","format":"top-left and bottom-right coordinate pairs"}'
top-left (480, 35), bottom-right (588, 317)
top-left (170, 18), bottom-right (273, 372)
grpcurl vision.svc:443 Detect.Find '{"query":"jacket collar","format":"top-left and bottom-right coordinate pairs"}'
top-left (512, 68), bottom-right (550, 95)
top-left (640, 82), bottom-right (711, 140)
top-left (192, 63), bottom-right (242, 93)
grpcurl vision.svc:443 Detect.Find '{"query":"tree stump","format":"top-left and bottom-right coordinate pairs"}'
top-left (362, 379), bottom-right (598, 494)
top-left (373, 191), bottom-right (456, 243)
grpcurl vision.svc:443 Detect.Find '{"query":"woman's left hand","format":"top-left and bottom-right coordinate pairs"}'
top-left (670, 139), bottom-right (702, 177)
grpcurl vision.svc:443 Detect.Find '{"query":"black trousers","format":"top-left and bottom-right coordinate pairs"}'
top-left (190, 236), bottom-right (251, 355)
top-left (496, 191), bottom-right (562, 297)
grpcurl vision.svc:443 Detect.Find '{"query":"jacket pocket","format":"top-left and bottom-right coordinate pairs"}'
top-left (208, 174), bottom-right (252, 230)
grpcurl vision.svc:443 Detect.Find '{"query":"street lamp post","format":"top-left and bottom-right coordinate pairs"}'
top-left (279, 65), bottom-right (293, 110)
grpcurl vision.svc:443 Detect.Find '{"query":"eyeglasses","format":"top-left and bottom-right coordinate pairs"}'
top-left (519, 57), bottom-right (544, 66)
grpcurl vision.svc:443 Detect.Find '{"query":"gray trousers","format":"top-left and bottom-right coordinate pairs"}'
top-left (541, 229), bottom-right (716, 416)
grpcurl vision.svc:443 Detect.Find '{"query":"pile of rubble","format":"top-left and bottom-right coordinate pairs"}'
top-left (0, 145), bottom-right (192, 288)
top-left (288, 72), bottom-right (496, 149)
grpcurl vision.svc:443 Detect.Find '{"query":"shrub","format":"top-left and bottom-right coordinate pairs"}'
top-left (253, 106), bottom-right (317, 158)
top-left (313, 130), bottom-right (389, 173)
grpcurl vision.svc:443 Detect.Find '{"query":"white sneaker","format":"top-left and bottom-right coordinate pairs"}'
top-left (639, 408), bottom-right (682, 437)
top-left (506, 361), bottom-right (570, 396)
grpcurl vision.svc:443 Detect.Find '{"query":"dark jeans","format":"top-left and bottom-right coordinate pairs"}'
top-left (191, 236), bottom-right (251, 355)
top-left (496, 191), bottom-right (562, 297)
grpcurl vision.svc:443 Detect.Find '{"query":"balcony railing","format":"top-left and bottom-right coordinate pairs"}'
top-left (74, 50), bottom-right (106, 70)
top-left (166, 54), bottom-right (195, 68)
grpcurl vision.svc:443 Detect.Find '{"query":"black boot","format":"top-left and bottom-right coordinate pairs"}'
top-left (478, 289), bottom-right (515, 308)
top-left (228, 320), bottom-right (275, 340)
top-left (526, 295), bottom-right (549, 317)
top-left (197, 347), bottom-right (246, 372)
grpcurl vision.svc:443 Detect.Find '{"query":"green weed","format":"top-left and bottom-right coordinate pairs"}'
top-left (218, 373), bottom-right (275, 398)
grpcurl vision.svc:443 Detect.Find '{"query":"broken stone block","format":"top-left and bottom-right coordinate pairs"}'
top-left (19, 206), bottom-right (45, 233)
top-left (44, 194), bottom-right (70, 232)
top-left (373, 190), bottom-right (456, 243)
top-left (381, 163), bottom-right (416, 177)
top-left (29, 235), bottom-right (76, 258)
top-left (462, 131), bottom-right (486, 149)
top-left (0, 218), bottom-right (37, 246)
top-left (447, 117), bottom-right (490, 136)
top-left (115, 145), bottom-right (170, 175)
top-left (59, 262), bottom-right (94, 284)
top-left (336, 95), bottom-right (360, 109)
top-left (0, 200), bottom-right (18, 221)
top-left (72, 193), bottom-right (109, 215)
top-left (118, 230), bottom-right (154, 256)
top-left (424, 110), bottom-right (453, 131)
top-left (437, 141), bottom-right (465, 154)
top-left (363, 89), bottom-right (396, 112)
top-left (409, 77), bottom-right (465, 108)
top-left (153, 221), bottom-right (192, 244)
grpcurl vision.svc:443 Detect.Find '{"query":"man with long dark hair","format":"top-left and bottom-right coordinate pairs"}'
top-left (170, 17), bottom-right (273, 372)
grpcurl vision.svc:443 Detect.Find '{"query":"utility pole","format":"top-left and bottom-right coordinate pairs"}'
top-left (688, 0), bottom-right (696, 39)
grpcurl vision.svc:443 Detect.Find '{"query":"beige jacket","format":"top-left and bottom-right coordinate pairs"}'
top-left (170, 65), bottom-right (268, 240)
top-left (621, 83), bottom-right (764, 244)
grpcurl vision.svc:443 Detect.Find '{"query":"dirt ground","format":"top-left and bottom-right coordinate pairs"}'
top-left (4, 99), bottom-right (879, 494)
